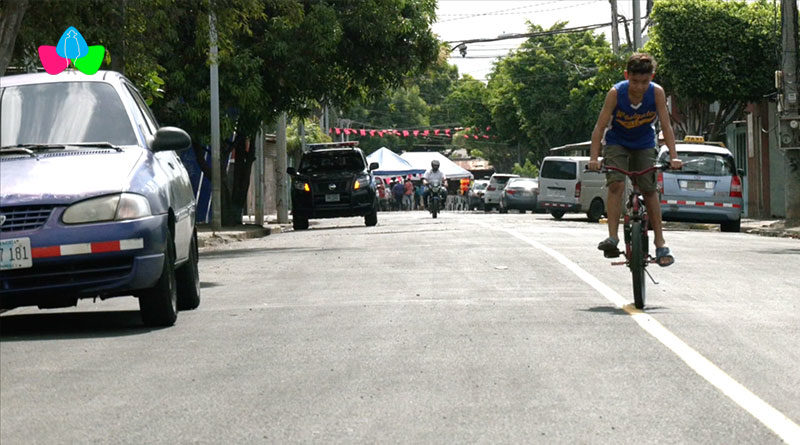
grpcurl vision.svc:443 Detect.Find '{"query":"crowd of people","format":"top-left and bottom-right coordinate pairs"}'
top-left (375, 177), bottom-right (427, 211)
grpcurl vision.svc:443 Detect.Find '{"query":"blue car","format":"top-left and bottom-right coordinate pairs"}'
top-left (0, 71), bottom-right (199, 326)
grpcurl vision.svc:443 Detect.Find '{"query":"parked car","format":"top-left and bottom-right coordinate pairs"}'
top-left (499, 177), bottom-right (539, 213)
top-left (658, 138), bottom-right (743, 232)
top-left (537, 156), bottom-right (612, 222)
top-left (286, 142), bottom-right (379, 230)
top-left (0, 71), bottom-right (199, 326)
top-left (483, 173), bottom-right (519, 212)
top-left (468, 179), bottom-right (489, 210)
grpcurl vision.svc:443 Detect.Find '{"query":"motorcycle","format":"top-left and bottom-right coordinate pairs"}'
top-left (428, 180), bottom-right (445, 219)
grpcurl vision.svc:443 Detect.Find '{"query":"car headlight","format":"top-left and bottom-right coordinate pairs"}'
top-left (354, 176), bottom-right (370, 191)
top-left (62, 193), bottom-right (152, 224)
top-left (294, 182), bottom-right (310, 192)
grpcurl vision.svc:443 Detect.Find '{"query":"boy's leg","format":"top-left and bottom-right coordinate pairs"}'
top-left (599, 145), bottom-right (629, 253)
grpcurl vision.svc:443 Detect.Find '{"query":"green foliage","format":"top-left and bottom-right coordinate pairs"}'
top-left (512, 159), bottom-right (539, 179)
top-left (287, 118), bottom-right (332, 158)
top-left (645, 0), bottom-right (780, 139)
top-left (486, 22), bottom-right (616, 166)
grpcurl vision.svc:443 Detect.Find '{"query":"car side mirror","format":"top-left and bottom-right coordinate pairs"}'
top-left (737, 168), bottom-right (745, 176)
top-left (286, 167), bottom-right (297, 176)
top-left (369, 162), bottom-right (379, 171)
top-left (152, 126), bottom-right (192, 152)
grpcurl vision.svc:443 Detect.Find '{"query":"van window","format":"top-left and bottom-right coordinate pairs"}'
top-left (541, 160), bottom-right (577, 180)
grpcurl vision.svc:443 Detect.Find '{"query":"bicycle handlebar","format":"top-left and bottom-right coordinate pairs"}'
top-left (585, 163), bottom-right (672, 177)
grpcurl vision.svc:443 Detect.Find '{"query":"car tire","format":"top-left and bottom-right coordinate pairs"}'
top-left (550, 210), bottom-right (565, 220)
top-left (518, 209), bottom-right (526, 214)
top-left (293, 215), bottom-right (309, 230)
top-left (587, 198), bottom-right (605, 223)
top-left (176, 230), bottom-right (201, 310)
top-left (721, 218), bottom-right (741, 233)
top-left (365, 210), bottom-right (378, 226)
top-left (138, 231), bottom-right (178, 327)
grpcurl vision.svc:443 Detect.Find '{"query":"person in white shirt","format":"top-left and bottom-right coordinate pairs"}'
top-left (422, 160), bottom-right (447, 208)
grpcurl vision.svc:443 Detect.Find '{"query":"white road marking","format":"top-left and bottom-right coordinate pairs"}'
top-left (489, 223), bottom-right (800, 444)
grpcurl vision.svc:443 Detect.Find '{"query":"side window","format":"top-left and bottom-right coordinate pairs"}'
top-left (124, 83), bottom-right (159, 135)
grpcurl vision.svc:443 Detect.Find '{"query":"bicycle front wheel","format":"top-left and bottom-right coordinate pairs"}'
top-left (630, 220), bottom-right (646, 309)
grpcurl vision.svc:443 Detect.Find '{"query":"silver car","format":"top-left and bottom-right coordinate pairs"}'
top-left (499, 177), bottom-right (539, 213)
top-left (657, 142), bottom-right (744, 232)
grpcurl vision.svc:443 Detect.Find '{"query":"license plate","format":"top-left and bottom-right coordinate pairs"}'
top-left (687, 180), bottom-right (706, 190)
top-left (0, 237), bottom-right (33, 270)
top-left (325, 194), bottom-right (340, 203)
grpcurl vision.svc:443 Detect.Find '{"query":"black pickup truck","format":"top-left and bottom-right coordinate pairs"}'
top-left (286, 142), bottom-right (379, 230)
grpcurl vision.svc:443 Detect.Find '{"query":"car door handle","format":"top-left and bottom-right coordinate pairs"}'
top-left (168, 162), bottom-right (175, 169)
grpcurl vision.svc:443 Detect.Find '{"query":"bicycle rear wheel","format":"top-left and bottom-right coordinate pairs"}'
top-left (630, 220), bottom-right (646, 309)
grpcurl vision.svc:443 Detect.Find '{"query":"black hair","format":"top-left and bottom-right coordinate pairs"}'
top-left (627, 53), bottom-right (656, 75)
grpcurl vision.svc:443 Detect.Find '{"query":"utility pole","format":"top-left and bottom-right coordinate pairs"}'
top-left (610, 0), bottom-right (619, 55)
top-left (276, 113), bottom-right (289, 224)
top-left (209, 7), bottom-right (222, 231)
top-left (254, 123), bottom-right (264, 226)
top-left (779, 0), bottom-right (800, 226)
top-left (632, 0), bottom-right (642, 50)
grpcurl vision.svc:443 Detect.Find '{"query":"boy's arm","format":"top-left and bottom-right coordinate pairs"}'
top-left (589, 88), bottom-right (617, 170)
top-left (655, 86), bottom-right (682, 170)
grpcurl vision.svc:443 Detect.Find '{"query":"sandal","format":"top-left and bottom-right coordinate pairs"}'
top-left (597, 236), bottom-right (621, 258)
top-left (655, 247), bottom-right (674, 267)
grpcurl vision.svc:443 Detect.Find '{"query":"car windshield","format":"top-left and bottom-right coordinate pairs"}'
top-left (661, 151), bottom-right (735, 176)
top-left (299, 151), bottom-right (365, 173)
top-left (541, 161), bottom-right (576, 180)
top-left (1, 81), bottom-right (138, 147)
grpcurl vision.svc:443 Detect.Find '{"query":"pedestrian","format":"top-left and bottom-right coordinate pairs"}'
top-left (392, 180), bottom-right (405, 211)
top-left (414, 181), bottom-right (423, 210)
top-left (588, 52), bottom-right (682, 266)
top-left (403, 177), bottom-right (414, 210)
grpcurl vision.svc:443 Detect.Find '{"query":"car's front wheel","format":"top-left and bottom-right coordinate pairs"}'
top-left (176, 230), bottom-right (201, 310)
top-left (365, 209), bottom-right (378, 226)
top-left (138, 232), bottom-right (178, 327)
top-left (293, 215), bottom-right (309, 230)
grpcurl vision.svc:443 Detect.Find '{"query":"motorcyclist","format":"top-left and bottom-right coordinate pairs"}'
top-left (422, 160), bottom-right (447, 209)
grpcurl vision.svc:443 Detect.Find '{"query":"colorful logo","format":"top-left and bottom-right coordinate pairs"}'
top-left (38, 27), bottom-right (106, 75)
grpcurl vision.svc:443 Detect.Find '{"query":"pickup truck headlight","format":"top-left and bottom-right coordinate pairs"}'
top-left (62, 193), bottom-right (152, 224)
top-left (294, 182), bottom-right (310, 192)
top-left (353, 176), bottom-right (370, 191)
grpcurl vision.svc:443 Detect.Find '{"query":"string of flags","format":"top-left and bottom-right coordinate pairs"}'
top-left (328, 126), bottom-right (496, 139)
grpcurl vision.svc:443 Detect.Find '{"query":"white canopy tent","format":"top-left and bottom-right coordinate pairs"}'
top-left (366, 147), bottom-right (425, 177)
top-left (400, 151), bottom-right (474, 180)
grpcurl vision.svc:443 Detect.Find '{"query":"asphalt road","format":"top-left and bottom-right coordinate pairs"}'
top-left (2, 211), bottom-right (799, 444)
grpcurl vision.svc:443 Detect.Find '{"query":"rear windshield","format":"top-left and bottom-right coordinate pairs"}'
top-left (508, 179), bottom-right (537, 188)
top-left (540, 161), bottom-right (577, 180)
top-left (299, 151), bottom-right (365, 173)
top-left (491, 176), bottom-right (514, 185)
top-left (659, 151), bottom-right (735, 176)
top-left (1, 81), bottom-right (138, 146)
top-left (474, 182), bottom-right (488, 190)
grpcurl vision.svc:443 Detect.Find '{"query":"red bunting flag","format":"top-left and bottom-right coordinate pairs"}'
top-left (402, 130), bottom-right (409, 137)
top-left (335, 128), bottom-right (341, 135)
top-left (423, 130), bottom-right (429, 136)
top-left (434, 129), bottom-right (440, 136)
top-left (360, 129), bottom-right (366, 136)
top-left (486, 126), bottom-right (491, 131)
top-left (473, 135), bottom-right (479, 139)
top-left (378, 131), bottom-right (385, 137)
top-left (413, 130), bottom-right (419, 137)
top-left (445, 129), bottom-right (451, 136)
top-left (369, 130), bottom-right (376, 136)
top-left (464, 134), bottom-right (469, 139)
top-left (483, 135), bottom-right (489, 139)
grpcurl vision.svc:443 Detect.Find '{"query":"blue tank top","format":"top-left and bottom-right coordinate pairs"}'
top-left (603, 80), bottom-right (658, 150)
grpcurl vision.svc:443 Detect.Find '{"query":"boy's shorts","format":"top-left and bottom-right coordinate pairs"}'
top-left (602, 145), bottom-right (658, 192)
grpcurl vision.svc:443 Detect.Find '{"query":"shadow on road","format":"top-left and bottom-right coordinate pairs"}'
top-left (755, 248), bottom-right (800, 255)
top-left (582, 305), bottom-right (628, 315)
top-left (0, 310), bottom-right (159, 341)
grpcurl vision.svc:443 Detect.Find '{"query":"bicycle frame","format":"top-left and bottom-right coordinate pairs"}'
top-left (600, 164), bottom-right (665, 309)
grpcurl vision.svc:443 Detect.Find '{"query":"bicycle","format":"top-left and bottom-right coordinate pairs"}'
top-left (595, 163), bottom-right (669, 310)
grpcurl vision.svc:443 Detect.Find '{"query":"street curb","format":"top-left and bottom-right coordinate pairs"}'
top-left (197, 224), bottom-right (284, 248)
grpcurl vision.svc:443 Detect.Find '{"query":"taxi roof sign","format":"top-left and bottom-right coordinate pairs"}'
top-left (683, 135), bottom-right (705, 143)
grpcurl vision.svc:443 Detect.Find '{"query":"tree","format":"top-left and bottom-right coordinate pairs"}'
top-left (486, 22), bottom-right (617, 166)
top-left (645, 0), bottom-right (780, 141)
top-left (0, 0), bottom-right (29, 75)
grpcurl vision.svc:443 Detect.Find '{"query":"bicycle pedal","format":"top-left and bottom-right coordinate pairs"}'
top-left (603, 248), bottom-right (621, 258)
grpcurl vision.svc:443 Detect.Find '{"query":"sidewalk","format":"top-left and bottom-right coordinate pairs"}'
top-left (740, 218), bottom-right (800, 240)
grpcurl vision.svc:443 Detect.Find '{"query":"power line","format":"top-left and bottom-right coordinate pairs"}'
top-left (446, 21), bottom-right (624, 52)
top-left (436, 0), bottom-right (600, 24)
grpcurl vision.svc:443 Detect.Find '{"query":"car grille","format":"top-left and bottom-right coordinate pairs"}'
top-left (0, 205), bottom-right (55, 233)
top-left (0, 257), bottom-right (133, 292)
top-left (312, 180), bottom-right (350, 194)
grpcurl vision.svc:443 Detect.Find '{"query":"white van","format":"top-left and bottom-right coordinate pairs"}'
top-left (537, 156), bottom-right (611, 222)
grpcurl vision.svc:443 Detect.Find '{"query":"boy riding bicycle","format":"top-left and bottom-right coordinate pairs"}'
top-left (588, 53), bottom-right (682, 267)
